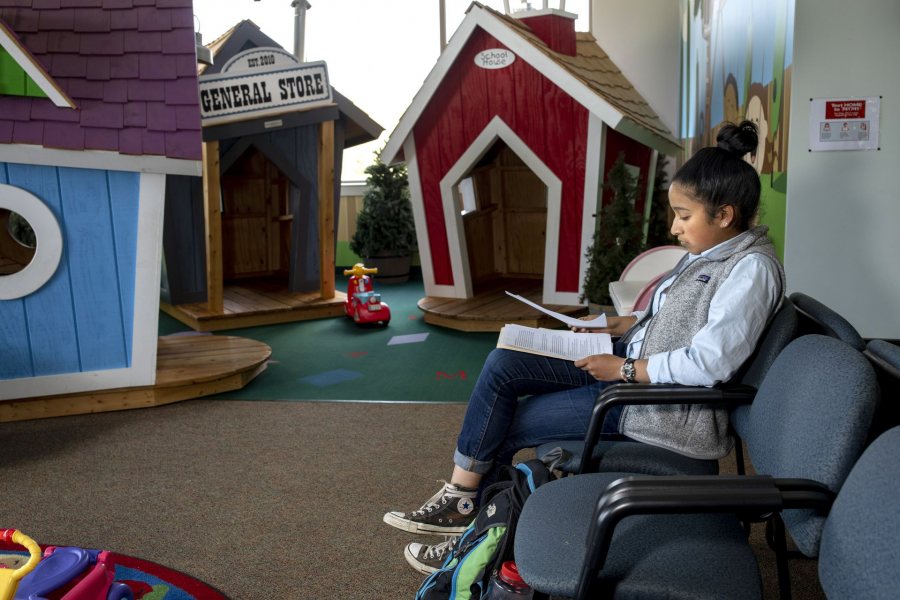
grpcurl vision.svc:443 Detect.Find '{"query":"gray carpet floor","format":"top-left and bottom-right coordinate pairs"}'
top-left (0, 400), bottom-right (825, 599)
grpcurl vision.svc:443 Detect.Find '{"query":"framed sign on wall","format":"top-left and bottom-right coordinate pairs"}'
top-left (808, 96), bottom-right (881, 152)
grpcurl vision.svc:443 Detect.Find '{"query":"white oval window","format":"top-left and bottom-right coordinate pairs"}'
top-left (0, 184), bottom-right (63, 300)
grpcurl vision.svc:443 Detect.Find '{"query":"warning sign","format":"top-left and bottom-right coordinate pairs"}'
top-left (809, 96), bottom-right (880, 152)
top-left (825, 100), bottom-right (866, 120)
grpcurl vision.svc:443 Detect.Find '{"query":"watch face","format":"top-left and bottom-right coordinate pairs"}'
top-left (623, 360), bottom-right (636, 382)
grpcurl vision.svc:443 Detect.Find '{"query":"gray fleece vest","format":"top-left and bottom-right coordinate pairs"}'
top-left (620, 225), bottom-right (785, 459)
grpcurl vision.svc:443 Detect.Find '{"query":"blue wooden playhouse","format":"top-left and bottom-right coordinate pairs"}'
top-left (0, 0), bottom-right (203, 404)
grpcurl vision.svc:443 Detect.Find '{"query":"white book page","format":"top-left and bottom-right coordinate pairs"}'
top-left (497, 324), bottom-right (613, 361)
top-left (505, 291), bottom-right (608, 329)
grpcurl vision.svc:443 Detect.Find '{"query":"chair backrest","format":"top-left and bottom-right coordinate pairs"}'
top-left (818, 426), bottom-right (900, 599)
top-left (790, 292), bottom-right (865, 351)
top-left (864, 339), bottom-right (900, 378)
top-left (734, 297), bottom-right (798, 389)
top-left (729, 297), bottom-right (798, 439)
top-left (619, 246), bottom-right (687, 282)
top-left (743, 335), bottom-right (878, 557)
top-left (863, 339), bottom-right (900, 441)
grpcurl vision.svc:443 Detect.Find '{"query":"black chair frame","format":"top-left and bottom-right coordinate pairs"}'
top-left (576, 382), bottom-right (757, 475)
top-left (576, 475), bottom-right (835, 600)
top-left (572, 383), bottom-right (827, 597)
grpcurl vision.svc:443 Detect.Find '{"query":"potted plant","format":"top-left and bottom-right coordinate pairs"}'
top-left (580, 153), bottom-right (645, 306)
top-left (350, 151), bottom-right (417, 283)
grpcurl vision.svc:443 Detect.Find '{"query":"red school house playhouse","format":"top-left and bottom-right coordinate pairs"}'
top-left (381, 2), bottom-right (680, 309)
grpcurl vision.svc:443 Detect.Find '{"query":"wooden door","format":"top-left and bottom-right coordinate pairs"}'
top-left (463, 166), bottom-right (498, 284)
top-left (501, 166), bottom-right (546, 277)
top-left (461, 144), bottom-right (547, 284)
top-left (221, 149), bottom-right (288, 280)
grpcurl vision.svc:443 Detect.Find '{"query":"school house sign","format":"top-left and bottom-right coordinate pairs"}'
top-left (198, 47), bottom-right (333, 126)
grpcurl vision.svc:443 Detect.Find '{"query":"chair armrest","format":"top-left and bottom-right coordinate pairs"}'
top-left (577, 383), bottom-right (757, 473)
top-left (575, 475), bottom-right (834, 600)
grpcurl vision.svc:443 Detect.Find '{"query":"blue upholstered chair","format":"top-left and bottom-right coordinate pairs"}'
top-left (817, 425), bottom-right (900, 599)
top-left (790, 292), bottom-right (865, 351)
top-left (536, 297), bottom-right (797, 477)
top-left (515, 335), bottom-right (878, 600)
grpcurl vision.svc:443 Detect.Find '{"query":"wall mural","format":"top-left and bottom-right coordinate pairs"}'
top-left (682, 0), bottom-right (794, 257)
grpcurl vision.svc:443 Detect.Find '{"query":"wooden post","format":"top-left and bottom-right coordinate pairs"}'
top-left (318, 120), bottom-right (335, 299)
top-left (203, 140), bottom-right (224, 313)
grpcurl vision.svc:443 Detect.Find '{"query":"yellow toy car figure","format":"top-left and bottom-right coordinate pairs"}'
top-left (0, 529), bottom-right (40, 600)
top-left (343, 263), bottom-right (391, 326)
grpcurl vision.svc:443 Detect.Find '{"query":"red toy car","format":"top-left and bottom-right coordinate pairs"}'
top-left (343, 263), bottom-right (391, 326)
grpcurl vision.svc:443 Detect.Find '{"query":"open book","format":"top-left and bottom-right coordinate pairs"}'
top-left (497, 324), bottom-right (612, 361)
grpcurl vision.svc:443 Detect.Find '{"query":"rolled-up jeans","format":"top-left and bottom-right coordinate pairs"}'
top-left (454, 348), bottom-right (627, 481)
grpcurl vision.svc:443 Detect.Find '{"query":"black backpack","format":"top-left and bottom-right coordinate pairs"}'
top-left (414, 458), bottom-right (555, 600)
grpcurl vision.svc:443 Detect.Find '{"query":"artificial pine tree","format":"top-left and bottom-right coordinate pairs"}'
top-left (644, 155), bottom-right (675, 248)
top-left (350, 151), bottom-right (417, 259)
top-left (580, 153), bottom-right (645, 305)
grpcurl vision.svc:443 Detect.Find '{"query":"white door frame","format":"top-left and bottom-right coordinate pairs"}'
top-left (438, 116), bottom-right (565, 303)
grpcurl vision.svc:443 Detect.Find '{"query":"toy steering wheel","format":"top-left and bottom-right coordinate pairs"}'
top-left (0, 529), bottom-right (41, 600)
top-left (343, 263), bottom-right (379, 278)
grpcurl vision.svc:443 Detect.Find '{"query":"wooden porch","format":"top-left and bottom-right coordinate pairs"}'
top-left (418, 278), bottom-right (587, 332)
top-left (0, 335), bottom-right (271, 422)
top-left (161, 278), bottom-right (346, 332)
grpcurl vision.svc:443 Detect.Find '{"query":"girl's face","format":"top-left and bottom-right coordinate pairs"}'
top-left (668, 184), bottom-right (737, 255)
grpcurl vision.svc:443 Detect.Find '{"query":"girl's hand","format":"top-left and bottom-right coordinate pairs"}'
top-left (575, 354), bottom-right (648, 382)
top-left (574, 354), bottom-right (625, 381)
top-left (571, 315), bottom-right (637, 335)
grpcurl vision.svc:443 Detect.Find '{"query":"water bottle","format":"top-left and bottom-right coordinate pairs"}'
top-left (484, 561), bottom-right (534, 599)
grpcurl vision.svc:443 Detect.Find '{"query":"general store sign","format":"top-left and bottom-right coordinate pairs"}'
top-left (198, 47), bottom-right (333, 126)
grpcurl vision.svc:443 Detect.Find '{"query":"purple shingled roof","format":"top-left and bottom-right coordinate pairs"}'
top-left (0, 1), bottom-right (201, 162)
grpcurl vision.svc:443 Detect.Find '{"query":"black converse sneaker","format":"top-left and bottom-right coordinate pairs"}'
top-left (383, 482), bottom-right (478, 534)
top-left (404, 537), bottom-right (458, 574)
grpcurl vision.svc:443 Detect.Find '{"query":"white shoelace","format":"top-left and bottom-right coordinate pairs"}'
top-left (412, 480), bottom-right (453, 516)
top-left (424, 536), bottom-right (459, 560)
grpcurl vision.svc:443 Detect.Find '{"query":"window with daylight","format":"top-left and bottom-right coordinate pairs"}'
top-left (0, 184), bottom-right (63, 300)
top-left (0, 209), bottom-right (36, 276)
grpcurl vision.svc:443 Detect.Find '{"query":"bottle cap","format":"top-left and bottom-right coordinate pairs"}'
top-left (499, 560), bottom-right (528, 587)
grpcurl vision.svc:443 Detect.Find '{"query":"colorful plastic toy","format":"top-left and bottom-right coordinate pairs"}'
top-left (0, 530), bottom-right (133, 600)
top-left (0, 530), bottom-right (40, 600)
top-left (343, 263), bottom-right (391, 326)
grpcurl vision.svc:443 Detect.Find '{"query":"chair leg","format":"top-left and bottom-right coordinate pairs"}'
top-left (733, 434), bottom-right (751, 535)
top-left (767, 516), bottom-right (793, 600)
top-left (733, 434), bottom-right (746, 475)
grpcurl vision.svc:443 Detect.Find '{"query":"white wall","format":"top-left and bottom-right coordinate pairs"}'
top-left (785, 0), bottom-right (900, 339)
top-left (590, 0), bottom-right (682, 137)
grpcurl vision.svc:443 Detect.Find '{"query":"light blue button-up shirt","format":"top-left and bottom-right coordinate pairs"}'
top-left (625, 237), bottom-right (782, 387)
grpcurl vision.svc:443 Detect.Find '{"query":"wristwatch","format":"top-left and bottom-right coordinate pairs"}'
top-left (620, 358), bottom-right (637, 383)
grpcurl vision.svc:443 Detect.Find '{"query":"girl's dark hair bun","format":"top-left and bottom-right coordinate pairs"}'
top-left (716, 120), bottom-right (758, 158)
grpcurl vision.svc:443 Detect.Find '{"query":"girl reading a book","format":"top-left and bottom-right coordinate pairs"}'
top-left (385, 121), bottom-right (785, 572)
